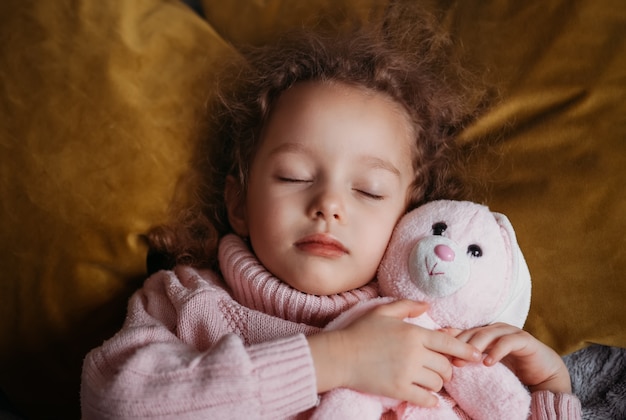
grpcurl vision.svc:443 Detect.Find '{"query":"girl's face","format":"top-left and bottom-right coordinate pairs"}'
top-left (226, 82), bottom-right (415, 295)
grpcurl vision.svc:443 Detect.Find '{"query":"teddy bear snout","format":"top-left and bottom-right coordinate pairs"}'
top-left (408, 237), bottom-right (470, 298)
top-left (434, 244), bottom-right (455, 261)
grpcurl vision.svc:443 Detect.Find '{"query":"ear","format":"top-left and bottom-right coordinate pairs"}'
top-left (224, 175), bottom-right (249, 237)
top-left (492, 212), bottom-right (532, 328)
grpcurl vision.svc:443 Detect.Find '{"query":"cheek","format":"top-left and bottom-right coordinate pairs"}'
top-left (359, 213), bottom-right (400, 258)
top-left (245, 183), bottom-right (273, 237)
top-left (246, 194), bottom-right (296, 241)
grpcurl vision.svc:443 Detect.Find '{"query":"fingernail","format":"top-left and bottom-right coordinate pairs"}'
top-left (484, 356), bottom-right (494, 365)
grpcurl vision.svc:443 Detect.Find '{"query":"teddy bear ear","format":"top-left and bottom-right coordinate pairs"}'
top-left (491, 212), bottom-right (532, 328)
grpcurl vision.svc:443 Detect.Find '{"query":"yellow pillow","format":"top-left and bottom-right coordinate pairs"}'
top-left (444, 0), bottom-right (626, 354)
top-left (200, 0), bottom-right (389, 46)
top-left (0, 1), bottom-right (232, 417)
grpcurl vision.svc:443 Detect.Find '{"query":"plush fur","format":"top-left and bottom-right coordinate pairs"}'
top-left (313, 200), bottom-right (533, 419)
top-left (564, 344), bottom-right (626, 419)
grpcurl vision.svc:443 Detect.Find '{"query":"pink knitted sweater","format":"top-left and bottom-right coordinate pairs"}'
top-left (80, 234), bottom-right (581, 419)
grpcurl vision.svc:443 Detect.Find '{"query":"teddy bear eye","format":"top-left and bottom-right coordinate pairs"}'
top-left (432, 222), bottom-right (447, 236)
top-left (467, 244), bottom-right (483, 258)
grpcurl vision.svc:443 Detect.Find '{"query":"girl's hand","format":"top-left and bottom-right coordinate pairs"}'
top-left (307, 300), bottom-right (482, 408)
top-left (448, 323), bottom-right (572, 394)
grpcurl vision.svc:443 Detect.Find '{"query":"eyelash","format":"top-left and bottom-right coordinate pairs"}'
top-left (277, 177), bottom-right (384, 200)
top-left (356, 190), bottom-right (384, 200)
top-left (278, 177), bottom-right (310, 183)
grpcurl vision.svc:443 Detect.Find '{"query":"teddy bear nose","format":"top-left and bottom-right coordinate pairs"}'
top-left (435, 244), bottom-right (455, 261)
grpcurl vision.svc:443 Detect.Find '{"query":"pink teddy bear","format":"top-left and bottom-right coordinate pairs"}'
top-left (312, 200), bottom-right (533, 420)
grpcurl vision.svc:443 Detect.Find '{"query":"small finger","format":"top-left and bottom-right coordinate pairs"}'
top-left (439, 327), bottom-right (462, 337)
top-left (414, 367), bottom-right (446, 393)
top-left (376, 299), bottom-right (429, 319)
top-left (428, 331), bottom-right (481, 362)
top-left (482, 332), bottom-right (528, 365)
top-left (402, 386), bottom-right (439, 408)
top-left (455, 324), bottom-right (515, 352)
top-left (423, 353), bottom-right (453, 383)
top-left (451, 358), bottom-right (469, 368)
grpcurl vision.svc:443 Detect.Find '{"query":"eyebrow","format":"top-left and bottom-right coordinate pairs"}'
top-left (269, 142), bottom-right (402, 177)
top-left (359, 156), bottom-right (402, 177)
top-left (268, 142), bottom-right (309, 157)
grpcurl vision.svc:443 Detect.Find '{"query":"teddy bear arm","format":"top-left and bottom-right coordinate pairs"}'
top-left (445, 362), bottom-right (531, 420)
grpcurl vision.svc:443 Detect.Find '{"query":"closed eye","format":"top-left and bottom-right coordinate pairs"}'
top-left (277, 177), bottom-right (311, 183)
top-left (355, 190), bottom-right (385, 200)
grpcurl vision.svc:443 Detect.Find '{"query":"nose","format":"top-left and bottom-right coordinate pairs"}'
top-left (434, 244), bottom-right (455, 262)
top-left (309, 185), bottom-right (345, 222)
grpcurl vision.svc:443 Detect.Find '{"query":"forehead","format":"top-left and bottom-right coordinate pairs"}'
top-left (260, 81), bottom-right (416, 159)
top-left (271, 81), bottom-right (412, 126)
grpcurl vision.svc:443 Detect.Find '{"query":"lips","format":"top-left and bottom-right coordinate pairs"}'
top-left (295, 234), bottom-right (349, 258)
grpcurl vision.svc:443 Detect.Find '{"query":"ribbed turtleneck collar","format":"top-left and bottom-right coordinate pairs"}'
top-left (219, 234), bottom-right (379, 327)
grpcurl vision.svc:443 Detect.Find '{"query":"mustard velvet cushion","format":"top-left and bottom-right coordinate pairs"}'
top-left (443, 0), bottom-right (626, 355)
top-left (200, 0), bottom-right (389, 46)
top-left (1, 0), bottom-right (625, 418)
top-left (0, 1), bottom-right (233, 418)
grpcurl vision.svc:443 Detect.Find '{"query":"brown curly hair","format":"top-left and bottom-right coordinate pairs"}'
top-left (147, 9), bottom-right (492, 272)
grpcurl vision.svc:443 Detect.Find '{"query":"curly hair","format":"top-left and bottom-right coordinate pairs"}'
top-left (147, 8), bottom-right (492, 272)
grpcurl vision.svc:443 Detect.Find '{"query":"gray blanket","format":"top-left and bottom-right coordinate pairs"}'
top-left (564, 344), bottom-right (626, 419)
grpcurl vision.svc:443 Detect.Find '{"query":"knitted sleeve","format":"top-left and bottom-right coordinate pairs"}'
top-left (80, 270), bottom-right (318, 419)
top-left (530, 390), bottom-right (582, 420)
